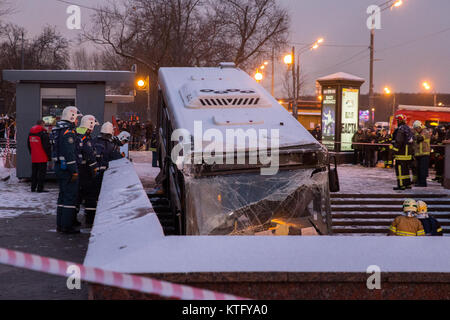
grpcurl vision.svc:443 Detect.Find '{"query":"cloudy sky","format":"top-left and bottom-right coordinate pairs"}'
top-left (6, 0), bottom-right (450, 95)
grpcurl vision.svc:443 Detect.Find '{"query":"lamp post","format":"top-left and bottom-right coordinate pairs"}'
top-left (423, 81), bottom-right (437, 106)
top-left (368, 0), bottom-right (403, 119)
top-left (384, 86), bottom-right (396, 116)
top-left (284, 38), bottom-right (324, 119)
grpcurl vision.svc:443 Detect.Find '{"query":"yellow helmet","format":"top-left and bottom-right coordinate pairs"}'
top-left (417, 200), bottom-right (428, 214)
top-left (403, 199), bottom-right (418, 215)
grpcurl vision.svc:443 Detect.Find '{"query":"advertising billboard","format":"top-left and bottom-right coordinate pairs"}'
top-left (321, 88), bottom-right (336, 151)
top-left (341, 88), bottom-right (359, 151)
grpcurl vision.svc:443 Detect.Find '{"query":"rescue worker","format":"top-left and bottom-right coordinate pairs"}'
top-left (93, 122), bottom-right (123, 184)
top-left (51, 106), bottom-right (82, 234)
top-left (391, 114), bottom-right (414, 190)
top-left (412, 121), bottom-right (431, 187)
top-left (27, 120), bottom-right (51, 192)
top-left (432, 126), bottom-right (446, 184)
top-left (76, 115), bottom-right (100, 227)
top-left (117, 131), bottom-right (131, 159)
top-left (378, 128), bottom-right (393, 168)
top-left (416, 200), bottom-right (443, 236)
top-left (388, 199), bottom-right (425, 236)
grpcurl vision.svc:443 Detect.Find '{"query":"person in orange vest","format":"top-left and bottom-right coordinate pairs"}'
top-left (388, 199), bottom-right (425, 236)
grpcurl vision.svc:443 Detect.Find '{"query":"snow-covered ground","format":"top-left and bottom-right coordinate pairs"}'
top-left (337, 164), bottom-right (450, 195)
top-left (0, 161), bottom-right (58, 219)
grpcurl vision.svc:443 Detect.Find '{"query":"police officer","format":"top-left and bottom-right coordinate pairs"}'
top-left (93, 122), bottom-right (123, 185)
top-left (392, 114), bottom-right (414, 190)
top-left (51, 106), bottom-right (82, 234)
top-left (76, 115), bottom-right (100, 227)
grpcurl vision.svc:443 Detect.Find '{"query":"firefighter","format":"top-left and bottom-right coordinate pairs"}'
top-left (117, 131), bottom-right (131, 159)
top-left (51, 106), bottom-right (82, 234)
top-left (412, 121), bottom-right (431, 187)
top-left (388, 199), bottom-right (425, 236)
top-left (378, 128), bottom-right (393, 168)
top-left (432, 126), bottom-right (446, 184)
top-left (391, 114), bottom-right (414, 190)
top-left (76, 115), bottom-right (100, 227)
top-left (93, 122), bottom-right (123, 185)
top-left (416, 200), bottom-right (443, 236)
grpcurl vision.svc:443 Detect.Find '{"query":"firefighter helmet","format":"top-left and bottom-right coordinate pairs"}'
top-left (395, 114), bottom-right (407, 123)
top-left (117, 131), bottom-right (131, 144)
top-left (403, 199), bottom-right (418, 216)
top-left (413, 120), bottom-right (423, 129)
top-left (417, 200), bottom-right (428, 215)
top-left (80, 115), bottom-right (99, 131)
top-left (101, 122), bottom-right (114, 135)
top-left (61, 106), bottom-right (82, 123)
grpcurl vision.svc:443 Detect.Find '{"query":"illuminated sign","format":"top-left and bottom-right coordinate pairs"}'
top-left (322, 88), bottom-right (336, 151)
top-left (341, 88), bottom-right (359, 151)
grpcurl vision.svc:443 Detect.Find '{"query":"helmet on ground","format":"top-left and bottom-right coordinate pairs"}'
top-left (417, 200), bottom-right (428, 218)
top-left (80, 115), bottom-right (99, 131)
top-left (101, 122), bottom-right (114, 135)
top-left (61, 106), bottom-right (82, 123)
top-left (117, 131), bottom-right (131, 143)
top-left (403, 199), bottom-right (418, 216)
top-left (413, 120), bottom-right (423, 129)
top-left (396, 114), bottom-right (407, 123)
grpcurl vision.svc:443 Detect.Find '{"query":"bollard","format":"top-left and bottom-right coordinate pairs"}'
top-left (444, 141), bottom-right (450, 189)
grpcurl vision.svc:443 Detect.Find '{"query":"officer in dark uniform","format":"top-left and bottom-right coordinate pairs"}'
top-left (76, 115), bottom-right (100, 227)
top-left (392, 114), bottom-right (414, 191)
top-left (93, 122), bottom-right (123, 194)
top-left (51, 106), bottom-right (82, 234)
top-left (378, 129), bottom-right (393, 168)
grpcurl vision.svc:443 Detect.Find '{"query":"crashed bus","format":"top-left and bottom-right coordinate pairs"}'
top-left (155, 63), bottom-right (331, 236)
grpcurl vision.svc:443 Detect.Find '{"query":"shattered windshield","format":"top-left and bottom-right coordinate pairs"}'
top-left (184, 168), bottom-right (330, 236)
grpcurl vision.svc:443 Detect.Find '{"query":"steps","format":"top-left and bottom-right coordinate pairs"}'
top-left (331, 193), bottom-right (450, 236)
top-left (148, 193), bottom-right (178, 236)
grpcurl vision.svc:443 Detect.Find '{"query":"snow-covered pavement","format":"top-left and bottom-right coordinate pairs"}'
top-left (337, 164), bottom-right (450, 195)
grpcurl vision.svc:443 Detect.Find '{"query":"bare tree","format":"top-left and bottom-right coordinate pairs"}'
top-left (72, 48), bottom-right (104, 70)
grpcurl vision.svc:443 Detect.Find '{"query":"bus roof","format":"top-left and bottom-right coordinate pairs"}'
top-left (158, 66), bottom-right (319, 150)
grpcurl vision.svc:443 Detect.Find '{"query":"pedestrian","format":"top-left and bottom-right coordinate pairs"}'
top-left (392, 114), bottom-right (414, 190)
top-left (416, 201), bottom-right (443, 236)
top-left (388, 199), bottom-right (425, 236)
top-left (311, 125), bottom-right (322, 142)
top-left (51, 106), bottom-right (83, 234)
top-left (412, 121), bottom-right (431, 187)
top-left (76, 115), bottom-right (100, 227)
top-left (352, 127), bottom-right (364, 165)
top-left (27, 120), bottom-right (51, 193)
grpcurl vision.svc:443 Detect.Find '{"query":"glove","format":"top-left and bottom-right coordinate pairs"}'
top-left (70, 173), bottom-right (79, 182)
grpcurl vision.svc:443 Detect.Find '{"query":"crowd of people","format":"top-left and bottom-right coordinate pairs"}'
top-left (116, 119), bottom-right (157, 153)
top-left (27, 107), bottom-right (128, 234)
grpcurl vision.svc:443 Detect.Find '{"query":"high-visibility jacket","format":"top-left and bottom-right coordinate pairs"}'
top-left (413, 129), bottom-right (431, 157)
top-left (392, 125), bottom-right (413, 161)
top-left (389, 216), bottom-right (425, 236)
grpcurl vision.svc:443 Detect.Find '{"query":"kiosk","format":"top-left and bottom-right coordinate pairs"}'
top-left (317, 72), bottom-right (365, 154)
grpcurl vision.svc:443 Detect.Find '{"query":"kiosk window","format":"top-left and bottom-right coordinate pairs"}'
top-left (41, 98), bottom-right (75, 128)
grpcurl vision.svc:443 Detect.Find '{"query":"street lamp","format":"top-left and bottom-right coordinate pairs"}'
top-left (284, 37), bottom-right (324, 118)
top-left (384, 86), bottom-right (397, 116)
top-left (422, 81), bottom-right (437, 106)
top-left (254, 70), bottom-right (263, 82)
top-left (136, 76), bottom-right (150, 120)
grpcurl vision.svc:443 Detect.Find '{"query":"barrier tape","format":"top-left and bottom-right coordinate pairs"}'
top-left (0, 247), bottom-right (249, 300)
top-left (322, 141), bottom-right (446, 148)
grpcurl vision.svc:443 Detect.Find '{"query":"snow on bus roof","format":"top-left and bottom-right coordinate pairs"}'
top-left (158, 66), bottom-right (318, 149)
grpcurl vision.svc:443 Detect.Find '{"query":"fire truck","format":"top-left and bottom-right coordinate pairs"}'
top-left (392, 105), bottom-right (450, 129)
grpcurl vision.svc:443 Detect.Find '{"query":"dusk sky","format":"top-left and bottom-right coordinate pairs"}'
top-left (6, 0), bottom-right (450, 96)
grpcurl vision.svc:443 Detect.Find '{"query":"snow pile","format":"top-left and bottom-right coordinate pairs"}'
top-left (129, 151), bottom-right (160, 189)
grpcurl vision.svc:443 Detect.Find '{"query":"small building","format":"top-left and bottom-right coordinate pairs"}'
top-left (2, 69), bottom-right (136, 179)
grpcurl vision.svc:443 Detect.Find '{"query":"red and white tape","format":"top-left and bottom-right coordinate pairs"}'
top-left (0, 248), bottom-right (248, 300)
